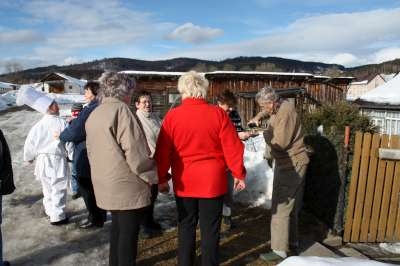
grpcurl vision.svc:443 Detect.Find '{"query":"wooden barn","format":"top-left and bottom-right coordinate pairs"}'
top-left (122, 70), bottom-right (353, 124)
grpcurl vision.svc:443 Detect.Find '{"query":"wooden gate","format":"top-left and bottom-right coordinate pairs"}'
top-left (344, 132), bottom-right (400, 242)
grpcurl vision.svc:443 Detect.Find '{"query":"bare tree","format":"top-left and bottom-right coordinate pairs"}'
top-left (5, 61), bottom-right (23, 74)
top-left (4, 61), bottom-right (24, 83)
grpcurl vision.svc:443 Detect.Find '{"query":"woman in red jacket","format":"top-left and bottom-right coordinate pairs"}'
top-left (155, 71), bottom-right (246, 266)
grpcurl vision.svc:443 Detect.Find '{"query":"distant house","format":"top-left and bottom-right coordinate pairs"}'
top-left (40, 72), bottom-right (86, 94)
top-left (122, 70), bottom-right (353, 124)
top-left (355, 74), bottom-right (400, 135)
top-left (347, 73), bottom-right (397, 101)
top-left (0, 81), bottom-right (19, 94)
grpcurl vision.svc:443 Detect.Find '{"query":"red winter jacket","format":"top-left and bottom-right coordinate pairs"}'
top-left (155, 98), bottom-right (246, 198)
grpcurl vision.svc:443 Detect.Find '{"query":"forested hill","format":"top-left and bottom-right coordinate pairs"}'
top-left (1, 56), bottom-right (399, 84)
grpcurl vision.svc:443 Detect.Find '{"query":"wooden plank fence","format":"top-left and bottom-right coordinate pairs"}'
top-left (344, 132), bottom-right (400, 242)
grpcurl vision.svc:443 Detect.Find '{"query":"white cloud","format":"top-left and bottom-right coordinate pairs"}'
top-left (328, 53), bottom-right (359, 66)
top-left (0, 0), bottom-right (175, 70)
top-left (0, 29), bottom-right (43, 44)
top-left (22, 0), bottom-right (173, 50)
top-left (165, 23), bottom-right (223, 44)
top-left (372, 47), bottom-right (400, 64)
top-left (163, 8), bottom-right (400, 66)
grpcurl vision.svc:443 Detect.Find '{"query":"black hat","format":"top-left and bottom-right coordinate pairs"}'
top-left (71, 103), bottom-right (83, 112)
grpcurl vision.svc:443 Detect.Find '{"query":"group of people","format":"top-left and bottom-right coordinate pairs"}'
top-left (3, 70), bottom-right (309, 266)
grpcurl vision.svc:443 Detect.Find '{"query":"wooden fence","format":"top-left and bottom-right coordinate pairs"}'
top-left (344, 132), bottom-right (400, 242)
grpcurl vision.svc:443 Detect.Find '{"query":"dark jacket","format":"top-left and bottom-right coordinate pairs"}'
top-left (0, 129), bottom-right (15, 195)
top-left (228, 109), bottom-right (244, 132)
top-left (60, 100), bottom-right (98, 179)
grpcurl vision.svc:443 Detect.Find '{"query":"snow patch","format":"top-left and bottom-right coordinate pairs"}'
top-left (235, 134), bottom-right (274, 209)
top-left (380, 242), bottom-right (400, 254)
top-left (278, 256), bottom-right (394, 266)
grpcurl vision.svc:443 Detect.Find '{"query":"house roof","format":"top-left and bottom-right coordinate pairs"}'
top-left (358, 73), bottom-right (400, 105)
top-left (0, 81), bottom-right (17, 89)
top-left (40, 72), bottom-right (86, 87)
top-left (380, 73), bottom-right (397, 82)
top-left (349, 80), bottom-right (369, 85)
top-left (120, 70), bottom-right (353, 82)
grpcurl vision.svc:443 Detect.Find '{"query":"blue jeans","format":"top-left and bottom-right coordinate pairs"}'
top-left (70, 162), bottom-right (79, 194)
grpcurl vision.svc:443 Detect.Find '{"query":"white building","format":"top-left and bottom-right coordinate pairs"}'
top-left (347, 73), bottom-right (397, 101)
top-left (39, 72), bottom-right (86, 94)
top-left (355, 74), bottom-right (400, 135)
top-left (0, 81), bottom-right (18, 94)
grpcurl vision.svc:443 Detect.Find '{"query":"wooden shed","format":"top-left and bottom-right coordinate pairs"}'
top-left (40, 72), bottom-right (86, 94)
top-left (122, 70), bottom-right (353, 124)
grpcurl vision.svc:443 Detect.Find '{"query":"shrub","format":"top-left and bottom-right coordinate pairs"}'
top-left (302, 101), bottom-right (377, 138)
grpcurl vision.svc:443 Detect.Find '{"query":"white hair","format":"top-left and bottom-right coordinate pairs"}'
top-left (177, 71), bottom-right (208, 99)
top-left (99, 71), bottom-right (136, 101)
top-left (255, 86), bottom-right (280, 103)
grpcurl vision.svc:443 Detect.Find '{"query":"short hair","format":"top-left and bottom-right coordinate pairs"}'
top-left (134, 90), bottom-right (152, 103)
top-left (255, 86), bottom-right (280, 103)
top-left (177, 71), bottom-right (208, 99)
top-left (216, 90), bottom-right (238, 107)
top-left (99, 72), bottom-right (136, 100)
top-left (84, 81), bottom-right (100, 96)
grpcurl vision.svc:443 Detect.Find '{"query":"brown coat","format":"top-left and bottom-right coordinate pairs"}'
top-left (85, 97), bottom-right (157, 210)
top-left (263, 100), bottom-right (309, 169)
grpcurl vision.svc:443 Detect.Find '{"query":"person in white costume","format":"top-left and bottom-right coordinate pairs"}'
top-left (17, 85), bottom-right (72, 225)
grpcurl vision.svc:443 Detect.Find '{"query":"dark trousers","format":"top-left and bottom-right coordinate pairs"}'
top-left (143, 184), bottom-right (158, 227)
top-left (110, 208), bottom-right (145, 266)
top-left (175, 196), bottom-right (223, 266)
top-left (78, 177), bottom-right (106, 222)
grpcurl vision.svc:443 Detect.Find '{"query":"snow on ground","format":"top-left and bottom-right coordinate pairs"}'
top-left (379, 242), bottom-right (400, 254)
top-left (1, 108), bottom-right (272, 265)
top-left (278, 256), bottom-right (395, 266)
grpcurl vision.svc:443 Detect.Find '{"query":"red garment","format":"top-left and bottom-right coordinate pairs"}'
top-left (155, 98), bottom-right (246, 198)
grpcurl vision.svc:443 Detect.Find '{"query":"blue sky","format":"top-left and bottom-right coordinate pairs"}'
top-left (0, 0), bottom-right (400, 73)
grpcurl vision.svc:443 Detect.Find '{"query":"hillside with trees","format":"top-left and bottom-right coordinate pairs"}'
top-left (1, 56), bottom-right (399, 84)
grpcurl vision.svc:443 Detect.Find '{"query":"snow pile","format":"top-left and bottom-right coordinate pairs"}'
top-left (359, 74), bottom-right (400, 104)
top-left (380, 242), bottom-right (400, 254)
top-left (0, 98), bottom-right (7, 111)
top-left (278, 256), bottom-right (394, 266)
top-left (0, 89), bottom-right (84, 112)
top-left (0, 90), bottom-right (18, 111)
top-left (235, 134), bottom-right (274, 209)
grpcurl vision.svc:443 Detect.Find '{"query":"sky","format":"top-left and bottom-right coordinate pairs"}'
top-left (0, 0), bottom-right (400, 73)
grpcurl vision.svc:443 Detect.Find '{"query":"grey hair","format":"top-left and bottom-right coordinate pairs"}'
top-left (99, 72), bottom-right (136, 100)
top-left (177, 71), bottom-right (208, 99)
top-left (255, 86), bottom-right (280, 103)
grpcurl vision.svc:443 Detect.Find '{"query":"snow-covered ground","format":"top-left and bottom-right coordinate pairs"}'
top-left (278, 256), bottom-right (394, 266)
top-left (1, 108), bottom-right (273, 265)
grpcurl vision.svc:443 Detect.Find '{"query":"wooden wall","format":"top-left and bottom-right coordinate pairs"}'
top-left (129, 74), bottom-right (350, 121)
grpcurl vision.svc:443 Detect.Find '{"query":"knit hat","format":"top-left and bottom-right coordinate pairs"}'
top-left (16, 85), bottom-right (54, 114)
top-left (71, 103), bottom-right (83, 112)
top-left (70, 103), bottom-right (83, 117)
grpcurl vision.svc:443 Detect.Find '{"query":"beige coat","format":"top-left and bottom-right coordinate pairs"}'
top-left (263, 100), bottom-right (309, 169)
top-left (85, 97), bottom-right (157, 210)
top-left (136, 109), bottom-right (162, 157)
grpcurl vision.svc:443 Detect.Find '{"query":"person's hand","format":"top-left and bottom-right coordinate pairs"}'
top-left (53, 132), bottom-right (60, 140)
top-left (233, 178), bottom-right (246, 191)
top-left (238, 131), bottom-right (251, 141)
top-left (247, 120), bottom-right (260, 127)
top-left (158, 182), bottom-right (170, 194)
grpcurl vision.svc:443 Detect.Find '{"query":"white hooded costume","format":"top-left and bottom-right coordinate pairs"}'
top-left (18, 86), bottom-right (71, 223)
